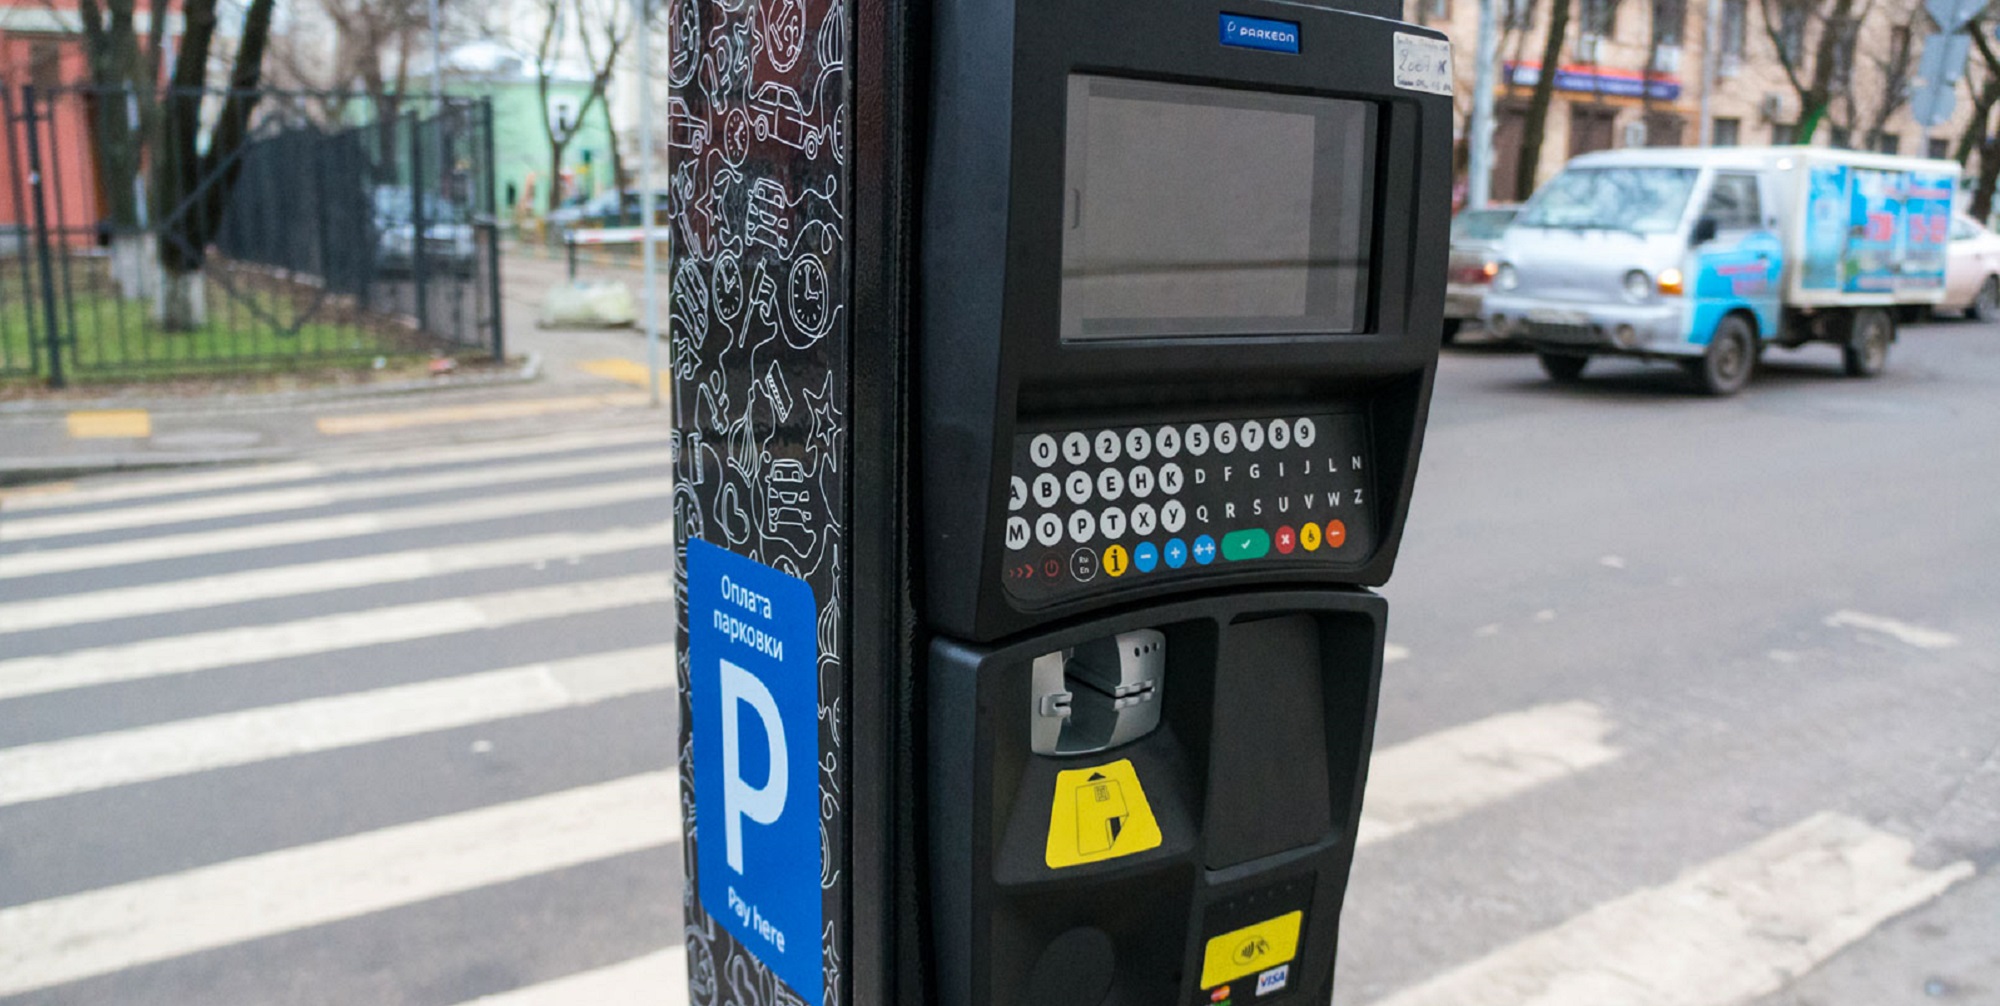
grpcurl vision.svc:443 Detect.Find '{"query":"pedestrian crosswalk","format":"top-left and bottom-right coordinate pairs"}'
top-left (0, 431), bottom-right (1979, 1005)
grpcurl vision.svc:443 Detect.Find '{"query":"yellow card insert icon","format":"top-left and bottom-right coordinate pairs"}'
top-left (1045, 759), bottom-right (1163, 868)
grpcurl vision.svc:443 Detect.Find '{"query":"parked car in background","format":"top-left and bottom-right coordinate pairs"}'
top-left (1944, 214), bottom-right (2000, 321)
top-left (373, 186), bottom-right (477, 276)
top-left (546, 188), bottom-right (672, 239)
top-left (1443, 204), bottom-right (1518, 344)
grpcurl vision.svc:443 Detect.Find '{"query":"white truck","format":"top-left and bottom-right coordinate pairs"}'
top-left (1482, 146), bottom-right (1957, 394)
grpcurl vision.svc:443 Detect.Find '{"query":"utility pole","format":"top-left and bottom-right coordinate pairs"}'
top-left (1698, 0), bottom-right (1720, 144)
top-left (1468, 0), bottom-right (1501, 208)
top-left (637, 0), bottom-right (661, 407)
top-left (428, 0), bottom-right (444, 106)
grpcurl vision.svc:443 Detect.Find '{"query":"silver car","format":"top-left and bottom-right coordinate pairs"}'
top-left (1443, 205), bottom-right (1518, 344)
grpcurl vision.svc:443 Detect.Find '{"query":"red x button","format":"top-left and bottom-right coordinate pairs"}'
top-left (1275, 525), bottom-right (1297, 554)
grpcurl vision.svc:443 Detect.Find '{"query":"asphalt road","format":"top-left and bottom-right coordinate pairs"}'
top-left (1, 318), bottom-right (1996, 1004)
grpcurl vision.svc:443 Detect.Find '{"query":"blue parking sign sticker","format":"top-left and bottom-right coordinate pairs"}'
top-left (688, 538), bottom-right (824, 1006)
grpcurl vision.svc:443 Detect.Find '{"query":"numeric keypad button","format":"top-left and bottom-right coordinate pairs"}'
top-left (1063, 432), bottom-right (1090, 465)
top-left (1186, 424), bottom-right (1210, 456)
top-left (1155, 426), bottom-right (1181, 457)
top-left (1097, 467), bottom-right (1125, 501)
top-left (1128, 466), bottom-right (1155, 498)
top-left (1035, 513), bottom-right (1063, 547)
top-left (1100, 507), bottom-right (1127, 538)
top-left (1159, 463), bottom-right (1186, 495)
top-left (1124, 428), bottom-right (1151, 461)
top-left (1294, 418), bottom-right (1317, 448)
top-left (1161, 499), bottom-right (1188, 533)
top-left (1065, 470), bottom-right (1093, 505)
top-left (1009, 476), bottom-right (1028, 511)
top-left (1241, 421), bottom-right (1264, 452)
top-left (1213, 422), bottom-right (1238, 454)
top-left (1030, 435), bottom-right (1059, 468)
top-left (1094, 430), bottom-right (1122, 463)
top-left (1005, 517), bottom-right (1031, 550)
top-left (1131, 503), bottom-right (1158, 536)
top-left (1068, 510), bottom-right (1097, 544)
top-left (1033, 473), bottom-right (1060, 508)
top-left (1268, 419), bottom-right (1291, 449)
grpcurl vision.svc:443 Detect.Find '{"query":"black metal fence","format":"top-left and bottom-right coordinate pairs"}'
top-left (1, 86), bottom-right (503, 387)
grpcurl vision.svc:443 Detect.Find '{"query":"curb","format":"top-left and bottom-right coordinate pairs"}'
top-left (0, 448), bottom-right (297, 487)
top-left (0, 352), bottom-right (544, 418)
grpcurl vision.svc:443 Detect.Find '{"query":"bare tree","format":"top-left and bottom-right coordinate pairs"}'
top-left (1859, 7), bottom-right (1925, 148)
top-left (534, 0), bottom-right (633, 213)
top-left (1964, 20), bottom-right (2000, 219)
top-left (1759, 0), bottom-right (1872, 144)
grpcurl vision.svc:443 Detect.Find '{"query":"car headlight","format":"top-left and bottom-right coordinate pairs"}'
top-left (1623, 269), bottom-right (1652, 302)
top-left (1494, 263), bottom-right (1519, 292)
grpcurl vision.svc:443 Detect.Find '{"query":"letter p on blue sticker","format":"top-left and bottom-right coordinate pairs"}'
top-left (689, 538), bottom-right (825, 1006)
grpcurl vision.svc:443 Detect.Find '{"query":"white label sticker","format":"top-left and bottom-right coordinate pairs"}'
top-left (1394, 32), bottom-right (1454, 96)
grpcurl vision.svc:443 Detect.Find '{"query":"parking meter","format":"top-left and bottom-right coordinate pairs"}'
top-left (669, 1), bottom-right (1450, 1004)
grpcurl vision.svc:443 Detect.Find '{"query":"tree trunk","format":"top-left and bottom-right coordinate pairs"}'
top-left (548, 135), bottom-right (572, 214)
top-left (1516, 0), bottom-right (1571, 201)
top-left (1974, 136), bottom-right (2000, 223)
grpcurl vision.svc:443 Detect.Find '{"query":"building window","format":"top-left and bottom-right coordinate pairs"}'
top-left (1830, 21), bottom-right (1857, 92)
top-left (1415, 0), bottom-right (1451, 23)
top-left (1778, 4), bottom-right (1808, 65)
top-left (1771, 121), bottom-right (1798, 144)
top-left (1582, 0), bottom-right (1618, 37)
top-left (1653, 0), bottom-right (1686, 47)
top-left (1505, 0), bottom-right (1534, 29)
top-left (1714, 118), bottom-right (1742, 146)
top-left (1829, 126), bottom-right (1852, 149)
top-left (1929, 137), bottom-right (1952, 159)
top-left (1720, 0), bottom-right (1748, 75)
top-left (29, 42), bottom-right (61, 91)
top-left (1871, 133), bottom-right (1900, 155)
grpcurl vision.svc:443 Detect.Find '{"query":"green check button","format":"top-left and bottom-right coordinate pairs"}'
top-left (1222, 529), bottom-right (1271, 561)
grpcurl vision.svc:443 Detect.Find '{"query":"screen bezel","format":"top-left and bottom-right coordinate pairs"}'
top-left (1059, 75), bottom-right (1379, 342)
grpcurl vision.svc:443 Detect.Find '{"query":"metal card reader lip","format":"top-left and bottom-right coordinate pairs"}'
top-left (1031, 629), bottom-right (1166, 756)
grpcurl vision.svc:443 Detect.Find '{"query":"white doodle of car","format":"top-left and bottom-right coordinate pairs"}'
top-left (764, 458), bottom-right (815, 534)
top-left (748, 82), bottom-right (824, 158)
top-left (668, 96), bottom-right (708, 151)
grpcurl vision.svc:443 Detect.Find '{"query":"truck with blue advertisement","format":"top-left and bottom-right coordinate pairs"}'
top-left (1482, 146), bottom-right (1956, 395)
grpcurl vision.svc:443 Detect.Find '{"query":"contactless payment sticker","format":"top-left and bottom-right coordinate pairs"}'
top-left (1045, 759), bottom-right (1164, 868)
top-left (1200, 911), bottom-right (1304, 990)
top-left (688, 538), bottom-right (824, 1006)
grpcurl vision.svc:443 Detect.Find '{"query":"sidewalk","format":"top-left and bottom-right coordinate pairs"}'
top-left (0, 249), bottom-right (671, 484)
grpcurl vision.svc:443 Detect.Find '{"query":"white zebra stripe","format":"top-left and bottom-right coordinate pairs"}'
top-left (0, 574), bottom-right (671, 702)
top-left (0, 772), bottom-right (683, 998)
top-left (0, 646), bottom-right (674, 807)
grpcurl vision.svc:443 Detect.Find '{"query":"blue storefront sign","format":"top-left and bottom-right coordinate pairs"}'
top-left (688, 538), bottom-right (825, 1006)
top-left (1505, 62), bottom-right (1681, 101)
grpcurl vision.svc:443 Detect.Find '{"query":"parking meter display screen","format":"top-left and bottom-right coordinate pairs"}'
top-left (1061, 76), bottom-right (1376, 340)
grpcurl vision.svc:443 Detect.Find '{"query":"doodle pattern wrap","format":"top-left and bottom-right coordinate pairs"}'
top-left (668, 0), bottom-right (850, 1003)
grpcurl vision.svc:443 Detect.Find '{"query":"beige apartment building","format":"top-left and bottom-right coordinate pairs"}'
top-left (1407, 0), bottom-right (1977, 203)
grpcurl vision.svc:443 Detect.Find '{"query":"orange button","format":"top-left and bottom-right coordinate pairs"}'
top-left (1299, 522), bottom-right (1323, 551)
top-left (1103, 544), bottom-right (1131, 578)
top-left (1324, 520), bottom-right (1347, 549)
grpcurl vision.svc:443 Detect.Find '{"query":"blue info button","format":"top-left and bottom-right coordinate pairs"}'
top-left (1220, 13), bottom-right (1301, 54)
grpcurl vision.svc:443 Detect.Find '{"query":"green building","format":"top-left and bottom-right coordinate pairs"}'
top-left (440, 42), bottom-right (616, 223)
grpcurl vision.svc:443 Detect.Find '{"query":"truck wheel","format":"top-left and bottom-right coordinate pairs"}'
top-left (1538, 352), bottom-right (1589, 382)
top-left (1441, 319), bottom-right (1463, 346)
top-left (1843, 308), bottom-right (1893, 378)
top-left (1974, 277), bottom-right (2000, 322)
top-left (1692, 315), bottom-right (1757, 396)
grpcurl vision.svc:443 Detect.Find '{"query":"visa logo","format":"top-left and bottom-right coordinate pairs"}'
top-left (1220, 13), bottom-right (1301, 54)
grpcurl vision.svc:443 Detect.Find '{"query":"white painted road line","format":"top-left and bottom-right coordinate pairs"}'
top-left (1367, 812), bottom-right (1973, 1006)
top-left (0, 427), bottom-right (669, 514)
top-left (0, 574), bottom-right (672, 702)
top-left (1357, 701), bottom-right (1621, 848)
top-left (0, 449), bottom-right (668, 542)
top-left (1384, 644), bottom-right (1412, 664)
top-left (0, 646), bottom-right (674, 808)
top-left (0, 523), bottom-right (674, 634)
top-left (0, 478), bottom-right (666, 581)
top-left (1825, 610), bottom-right (1961, 651)
top-left (0, 772), bottom-right (683, 998)
top-left (464, 948), bottom-right (688, 1005)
